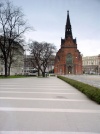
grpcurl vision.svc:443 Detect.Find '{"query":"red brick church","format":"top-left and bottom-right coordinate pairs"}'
top-left (54, 11), bottom-right (82, 75)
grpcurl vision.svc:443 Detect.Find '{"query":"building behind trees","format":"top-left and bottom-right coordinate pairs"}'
top-left (24, 54), bottom-right (55, 76)
top-left (0, 1), bottom-right (30, 76)
top-left (0, 42), bottom-right (24, 75)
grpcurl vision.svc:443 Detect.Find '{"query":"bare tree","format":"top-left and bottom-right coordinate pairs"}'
top-left (7, 42), bottom-right (24, 76)
top-left (29, 41), bottom-right (56, 77)
top-left (0, 1), bottom-right (30, 76)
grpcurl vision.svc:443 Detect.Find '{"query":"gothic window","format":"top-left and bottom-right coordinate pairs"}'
top-left (66, 53), bottom-right (73, 64)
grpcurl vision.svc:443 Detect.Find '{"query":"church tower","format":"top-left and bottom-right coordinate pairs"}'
top-left (54, 11), bottom-right (82, 75)
top-left (65, 11), bottom-right (73, 39)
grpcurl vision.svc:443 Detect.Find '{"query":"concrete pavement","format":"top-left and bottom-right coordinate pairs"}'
top-left (64, 75), bottom-right (100, 88)
top-left (0, 77), bottom-right (100, 134)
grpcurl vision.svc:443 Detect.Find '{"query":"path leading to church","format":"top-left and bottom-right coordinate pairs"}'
top-left (0, 77), bottom-right (100, 134)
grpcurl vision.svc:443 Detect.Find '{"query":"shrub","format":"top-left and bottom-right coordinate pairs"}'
top-left (57, 75), bottom-right (100, 104)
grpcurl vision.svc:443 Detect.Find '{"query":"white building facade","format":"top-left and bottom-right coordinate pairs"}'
top-left (0, 44), bottom-right (24, 75)
top-left (82, 55), bottom-right (100, 74)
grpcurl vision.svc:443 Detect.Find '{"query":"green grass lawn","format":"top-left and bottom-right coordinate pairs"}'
top-left (0, 75), bottom-right (36, 79)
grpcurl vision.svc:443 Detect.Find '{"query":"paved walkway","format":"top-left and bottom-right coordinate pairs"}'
top-left (0, 77), bottom-right (100, 134)
top-left (64, 75), bottom-right (100, 88)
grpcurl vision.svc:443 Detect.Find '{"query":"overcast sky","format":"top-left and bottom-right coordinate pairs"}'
top-left (8, 0), bottom-right (100, 56)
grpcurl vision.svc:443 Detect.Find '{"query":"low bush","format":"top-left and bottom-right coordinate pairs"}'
top-left (57, 75), bottom-right (100, 104)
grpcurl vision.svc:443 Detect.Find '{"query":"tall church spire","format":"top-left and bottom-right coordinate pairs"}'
top-left (65, 11), bottom-right (73, 39)
top-left (66, 11), bottom-right (71, 25)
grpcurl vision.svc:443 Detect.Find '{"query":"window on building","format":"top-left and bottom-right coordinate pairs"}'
top-left (66, 53), bottom-right (73, 64)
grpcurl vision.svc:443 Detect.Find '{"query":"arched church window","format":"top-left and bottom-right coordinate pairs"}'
top-left (66, 53), bottom-right (73, 64)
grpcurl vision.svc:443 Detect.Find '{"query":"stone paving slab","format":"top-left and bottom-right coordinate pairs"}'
top-left (0, 99), bottom-right (99, 109)
top-left (64, 75), bottom-right (100, 88)
top-left (0, 77), bottom-right (100, 134)
top-left (0, 132), bottom-right (99, 134)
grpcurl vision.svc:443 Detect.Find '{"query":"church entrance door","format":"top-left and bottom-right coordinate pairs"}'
top-left (68, 66), bottom-right (72, 74)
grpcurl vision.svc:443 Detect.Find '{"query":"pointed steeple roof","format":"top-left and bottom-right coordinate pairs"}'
top-left (65, 11), bottom-right (73, 39)
top-left (66, 11), bottom-right (71, 26)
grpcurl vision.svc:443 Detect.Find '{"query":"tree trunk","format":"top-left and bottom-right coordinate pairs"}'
top-left (4, 59), bottom-right (8, 77)
top-left (8, 64), bottom-right (11, 76)
top-left (42, 72), bottom-right (45, 77)
top-left (38, 69), bottom-right (40, 76)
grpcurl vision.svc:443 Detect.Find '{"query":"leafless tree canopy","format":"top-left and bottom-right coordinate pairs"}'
top-left (29, 41), bottom-right (56, 77)
top-left (0, 0), bottom-right (31, 76)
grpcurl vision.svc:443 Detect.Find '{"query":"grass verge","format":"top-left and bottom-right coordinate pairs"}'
top-left (57, 75), bottom-right (100, 104)
top-left (0, 75), bottom-right (36, 79)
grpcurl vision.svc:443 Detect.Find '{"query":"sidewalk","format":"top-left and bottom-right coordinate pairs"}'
top-left (0, 77), bottom-right (100, 134)
top-left (64, 75), bottom-right (100, 88)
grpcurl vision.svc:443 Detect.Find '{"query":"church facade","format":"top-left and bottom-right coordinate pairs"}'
top-left (54, 11), bottom-right (82, 75)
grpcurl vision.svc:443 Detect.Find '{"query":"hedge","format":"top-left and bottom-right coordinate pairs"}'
top-left (57, 75), bottom-right (100, 104)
